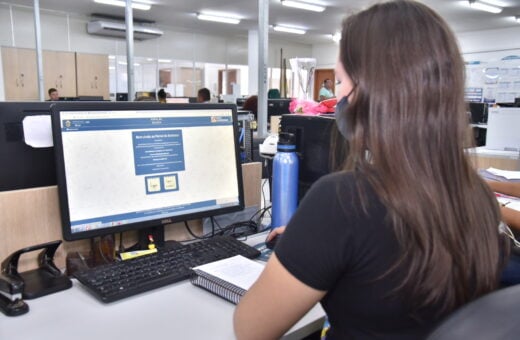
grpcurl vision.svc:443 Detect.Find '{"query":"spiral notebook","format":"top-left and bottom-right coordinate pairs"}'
top-left (190, 255), bottom-right (264, 304)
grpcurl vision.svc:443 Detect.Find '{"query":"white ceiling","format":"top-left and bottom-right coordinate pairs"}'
top-left (10, 0), bottom-right (520, 44)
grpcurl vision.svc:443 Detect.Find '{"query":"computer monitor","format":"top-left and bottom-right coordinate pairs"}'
top-left (51, 102), bottom-right (244, 242)
top-left (280, 114), bottom-right (348, 201)
top-left (468, 102), bottom-right (488, 124)
top-left (267, 99), bottom-right (292, 118)
top-left (0, 102), bottom-right (56, 191)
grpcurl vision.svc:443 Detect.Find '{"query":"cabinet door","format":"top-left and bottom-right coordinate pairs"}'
top-left (1, 47), bottom-right (38, 100)
top-left (43, 50), bottom-right (77, 98)
top-left (76, 53), bottom-right (109, 99)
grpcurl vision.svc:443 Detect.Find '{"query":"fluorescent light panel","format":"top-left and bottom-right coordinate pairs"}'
top-left (273, 25), bottom-right (306, 35)
top-left (94, 0), bottom-right (151, 11)
top-left (468, 0), bottom-right (502, 13)
top-left (479, 0), bottom-right (508, 7)
top-left (197, 14), bottom-right (240, 24)
top-left (281, 0), bottom-right (325, 12)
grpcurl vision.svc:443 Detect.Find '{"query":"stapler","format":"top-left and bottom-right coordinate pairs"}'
top-left (0, 263), bottom-right (28, 316)
top-left (0, 240), bottom-right (72, 316)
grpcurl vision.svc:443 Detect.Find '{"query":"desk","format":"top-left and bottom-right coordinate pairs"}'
top-left (0, 233), bottom-right (326, 340)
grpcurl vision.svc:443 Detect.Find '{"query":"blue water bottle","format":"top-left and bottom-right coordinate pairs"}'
top-left (271, 132), bottom-right (299, 229)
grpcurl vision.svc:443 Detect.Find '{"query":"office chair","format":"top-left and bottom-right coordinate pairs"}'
top-left (426, 284), bottom-right (520, 340)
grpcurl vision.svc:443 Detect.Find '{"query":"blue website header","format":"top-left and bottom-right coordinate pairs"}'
top-left (61, 116), bottom-right (232, 132)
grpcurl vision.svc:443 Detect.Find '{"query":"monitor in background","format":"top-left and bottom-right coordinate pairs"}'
top-left (52, 102), bottom-right (244, 243)
top-left (281, 114), bottom-right (348, 201)
top-left (77, 96), bottom-right (105, 101)
top-left (116, 93), bottom-right (128, 101)
top-left (267, 99), bottom-right (292, 118)
top-left (0, 102), bottom-right (56, 191)
top-left (515, 97), bottom-right (520, 107)
top-left (468, 102), bottom-right (488, 124)
top-left (166, 97), bottom-right (190, 104)
top-left (236, 97), bottom-right (247, 108)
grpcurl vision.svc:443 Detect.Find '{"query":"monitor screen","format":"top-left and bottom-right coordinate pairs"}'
top-left (0, 101), bottom-right (56, 191)
top-left (52, 102), bottom-right (244, 241)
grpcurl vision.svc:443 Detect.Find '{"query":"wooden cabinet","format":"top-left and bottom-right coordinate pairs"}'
top-left (1, 47), bottom-right (39, 101)
top-left (76, 52), bottom-right (109, 99)
top-left (43, 50), bottom-right (77, 98)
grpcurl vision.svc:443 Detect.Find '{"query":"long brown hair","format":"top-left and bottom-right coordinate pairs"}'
top-left (338, 0), bottom-right (505, 314)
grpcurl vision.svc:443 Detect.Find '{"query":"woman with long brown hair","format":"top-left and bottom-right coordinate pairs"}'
top-left (234, 1), bottom-right (507, 339)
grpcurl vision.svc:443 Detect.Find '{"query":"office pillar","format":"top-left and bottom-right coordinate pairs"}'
top-left (248, 30), bottom-right (259, 95)
top-left (257, 0), bottom-right (269, 138)
top-left (33, 0), bottom-right (44, 101)
top-left (125, 0), bottom-right (134, 101)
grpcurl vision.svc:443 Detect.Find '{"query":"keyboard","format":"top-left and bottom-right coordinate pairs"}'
top-left (74, 236), bottom-right (261, 303)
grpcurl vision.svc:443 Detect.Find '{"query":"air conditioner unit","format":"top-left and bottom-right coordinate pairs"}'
top-left (87, 20), bottom-right (163, 40)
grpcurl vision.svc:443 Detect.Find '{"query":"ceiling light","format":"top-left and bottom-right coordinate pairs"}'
top-left (281, 0), bottom-right (325, 12)
top-left (94, 0), bottom-right (151, 11)
top-left (197, 13), bottom-right (240, 25)
top-left (479, 0), bottom-right (507, 6)
top-left (158, 59), bottom-right (172, 63)
top-left (468, 0), bottom-right (502, 13)
top-left (273, 25), bottom-right (306, 35)
top-left (516, 16), bottom-right (520, 23)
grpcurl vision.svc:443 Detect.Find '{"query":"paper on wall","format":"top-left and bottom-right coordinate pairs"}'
top-left (22, 115), bottom-right (53, 148)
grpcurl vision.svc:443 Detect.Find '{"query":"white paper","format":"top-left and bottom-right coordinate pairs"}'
top-left (22, 115), bottom-right (53, 148)
top-left (193, 255), bottom-right (264, 290)
top-left (487, 167), bottom-right (520, 180)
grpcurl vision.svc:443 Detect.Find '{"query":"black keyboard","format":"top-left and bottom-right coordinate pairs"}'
top-left (74, 236), bottom-right (261, 303)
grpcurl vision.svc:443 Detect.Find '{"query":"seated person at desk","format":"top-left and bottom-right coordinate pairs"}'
top-left (241, 95), bottom-right (258, 119)
top-left (197, 88), bottom-right (211, 103)
top-left (157, 89), bottom-right (167, 103)
top-left (48, 88), bottom-right (59, 101)
top-left (234, 2), bottom-right (507, 339)
top-left (318, 79), bottom-right (334, 101)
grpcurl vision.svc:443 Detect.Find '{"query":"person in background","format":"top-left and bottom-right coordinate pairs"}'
top-left (157, 89), bottom-right (167, 103)
top-left (48, 88), bottom-right (59, 101)
top-left (197, 88), bottom-right (211, 103)
top-left (318, 79), bottom-right (334, 101)
top-left (234, 1), bottom-right (507, 339)
top-left (241, 95), bottom-right (258, 119)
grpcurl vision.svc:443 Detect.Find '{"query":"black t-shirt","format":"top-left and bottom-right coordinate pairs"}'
top-left (276, 172), bottom-right (443, 339)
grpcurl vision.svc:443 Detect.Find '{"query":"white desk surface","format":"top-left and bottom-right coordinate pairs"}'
top-left (0, 233), bottom-right (325, 340)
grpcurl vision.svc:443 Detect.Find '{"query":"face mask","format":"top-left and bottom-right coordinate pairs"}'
top-left (334, 95), bottom-right (349, 139)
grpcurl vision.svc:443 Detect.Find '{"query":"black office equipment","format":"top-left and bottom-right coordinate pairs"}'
top-left (51, 102), bottom-right (244, 242)
top-left (74, 236), bottom-right (260, 303)
top-left (267, 98), bottom-right (292, 118)
top-left (468, 102), bottom-right (488, 124)
top-left (0, 240), bottom-right (72, 316)
top-left (281, 114), bottom-right (348, 200)
top-left (77, 96), bottom-right (105, 101)
top-left (116, 92), bottom-right (128, 101)
top-left (0, 102), bottom-right (56, 191)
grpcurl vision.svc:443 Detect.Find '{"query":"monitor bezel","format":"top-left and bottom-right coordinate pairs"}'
top-left (51, 102), bottom-right (244, 241)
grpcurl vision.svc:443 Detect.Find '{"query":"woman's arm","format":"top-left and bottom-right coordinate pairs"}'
top-left (233, 253), bottom-right (326, 340)
top-left (501, 206), bottom-right (520, 232)
top-left (487, 181), bottom-right (520, 198)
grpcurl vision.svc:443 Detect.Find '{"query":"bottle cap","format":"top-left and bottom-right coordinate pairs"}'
top-left (277, 132), bottom-right (296, 151)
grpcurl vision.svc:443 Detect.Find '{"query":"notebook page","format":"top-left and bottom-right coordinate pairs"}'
top-left (193, 255), bottom-right (264, 290)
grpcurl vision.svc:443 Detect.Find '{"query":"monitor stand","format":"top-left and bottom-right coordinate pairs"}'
top-left (137, 226), bottom-right (165, 250)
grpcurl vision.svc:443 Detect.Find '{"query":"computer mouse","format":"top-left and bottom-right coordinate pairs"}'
top-left (265, 234), bottom-right (282, 250)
